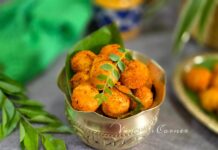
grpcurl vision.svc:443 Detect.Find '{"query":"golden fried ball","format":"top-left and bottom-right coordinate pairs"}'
top-left (115, 84), bottom-right (132, 94)
top-left (200, 87), bottom-right (218, 112)
top-left (184, 67), bottom-right (212, 92)
top-left (71, 50), bottom-right (96, 72)
top-left (145, 77), bottom-right (153, 89)
top-left (90, 60), bottom-right (119, 89)
top-left (131, 86), bottom-right (153, 110)
top-left (211, 73), bottom-right (218, 88)
top-left (70, 72), bottom-right (89, 89)
top-left (102, 88), bottom-right (130, 118)
top-left (120, 60), bottom-right (151, 89)
top-left (92, 55), bottom-right (108, 65)
top-left (214, 64), bottom-right (218, 74)
top-left (72, 83), bottom-right (99, 112)
top-left (99, 44), bottom-right (122, 59)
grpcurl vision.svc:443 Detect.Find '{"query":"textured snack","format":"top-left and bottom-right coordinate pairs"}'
top-left (71, 50), bottom-right (96, 72)
top-left (102, 88), bottom-right (130, 118)
top-left (184, 67), bottom-right (211, 92)
top-left (131, 86), bottom-right (153, 110)
top-left (200, 87), bottom-right (218, 112)
top-left (70, 72), bottom-right (89, 89)
top-left (90, 60), bottom-right (119, 89)
top-left (121, 60), bottom-right (151, 89)
top-left (99, 44), bottom-right (122, 59)
top-left (72, 83), bottom-right (99, 112)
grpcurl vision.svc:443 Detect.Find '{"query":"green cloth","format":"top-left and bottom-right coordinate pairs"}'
top-left (0, 0), bottom-right (92, 83)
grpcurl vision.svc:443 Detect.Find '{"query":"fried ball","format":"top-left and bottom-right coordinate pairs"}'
top-left (102, 88), bottom-right (130, 118)
top-left (184, 67), bottom-right (212, 92)
top-left (211, 73), bottom-right (218, 88)
top-left (71, 83), bottom-right (99, 112)
top-left (145, 77), bottom-right (153, 89)
top-left (90, 60), bottom-right (119, 89)
top-left (214, 64), bottom-right (218, 74)
top-left (99, 44), bottom-right (122, 59)
top-left (115, 84), bottom-right (132, 95)
top-left (71, 50), bottom-right (96, 72)
top-left (92, 55), bottom-right (108, 65)
top-left (200, 87), bottom-right (218, 112)
top-left (131, 86), bottom-right (153, 110)
top-left (70, 72), bottom-right (89, 89)
top-left (120, 60), bottom-right (151, 89)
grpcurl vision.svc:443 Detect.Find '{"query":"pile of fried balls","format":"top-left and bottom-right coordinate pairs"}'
top-left (70, 44), bottom-right (154, 118)
top-left (184, 64), bottom-right (218, 113)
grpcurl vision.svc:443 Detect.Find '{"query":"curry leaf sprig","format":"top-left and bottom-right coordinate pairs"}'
top-left (94, 48), bottom-right (133, 105)
top-left (0, 73), bottom-right (72, 150)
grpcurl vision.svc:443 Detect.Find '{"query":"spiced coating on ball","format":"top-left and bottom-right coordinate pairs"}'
top-left (131, 86), bottom-right (153, 110)
top-left (200, 87), bottom-right (218, 112)
top-left (71, 83), bottom-right (99, 112)
top-left (184, 67), bottom-right (212, 92)
top-left (120, 60), bottom-right (151, 89)
top-left (102, 88), bottom-right (130, 118)
top-left (70, 72), bottom-right (89, 89)
top-left (89, 60), bottom-right (119, 89)
top-left (99, 44), bottom-right (122, 59)
top-left (71, 50), bottom-right (96, 72)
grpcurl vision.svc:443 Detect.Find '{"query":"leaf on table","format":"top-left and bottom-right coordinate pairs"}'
top-left (0, 91), bottom-right (20, 140)
top-left (38, 124), bottom-right (73, 134)
top-left (12, 99), bottom-right (44, 108)
top-left (42, 134), bottom-right (66, 150)
top-left (20, 119), bottom-right (39, 150)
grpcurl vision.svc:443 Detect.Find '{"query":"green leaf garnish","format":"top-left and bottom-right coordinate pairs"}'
top-left (117, 60), bottom-right (125, 72)
top-left (125, 52), bottom-right (133, 61)
top-left (107, 78), bottom-right (114, 88)
top-left (109, 54), bottom-right (120, 61)
top-left (96, 84), bottom-right (104, 90)
top-left (105, 87), bottom-right (112, 95)
top-left (112, 69), bottom-right (120, 80)
top-left (100, 64), bottom-right (113, 71)
top-left (95, 93), bottom-right (108, 105)
top-left (118, 47), bottom-right (126, 53)
top-left (97, 74), bottom-right (107, 81)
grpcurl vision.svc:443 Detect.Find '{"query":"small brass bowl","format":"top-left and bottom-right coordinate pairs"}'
top-left (58, 50), bottom-right (166, 150)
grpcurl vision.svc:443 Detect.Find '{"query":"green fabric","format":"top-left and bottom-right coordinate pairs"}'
top-left (0, 0), bottom-right (92, 83)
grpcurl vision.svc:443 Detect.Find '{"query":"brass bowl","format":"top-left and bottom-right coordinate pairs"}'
top-left (58, 50), bottom-right (166, 150)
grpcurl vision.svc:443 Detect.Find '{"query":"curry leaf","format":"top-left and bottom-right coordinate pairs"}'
top-left (112, 69), bottom-right (120, 80)
top-left (100, 64), bottom-right (113, 71)
top-left (96, 84), bottom-right (104, 90)
top-left (109, 54), bottom-right (120, 61)
top-left (125, 52), bottom-right (133, 61)
top-left (97, 74), bottom-right (107, 81)
top-left (118, 47), bottom-right (126, 53)
top-left (42, 134), bottom-right (66, 150)
top-left (117, 61), bottom-right (125, 72)
top-left (20, 119), bottom-right (39, 150)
